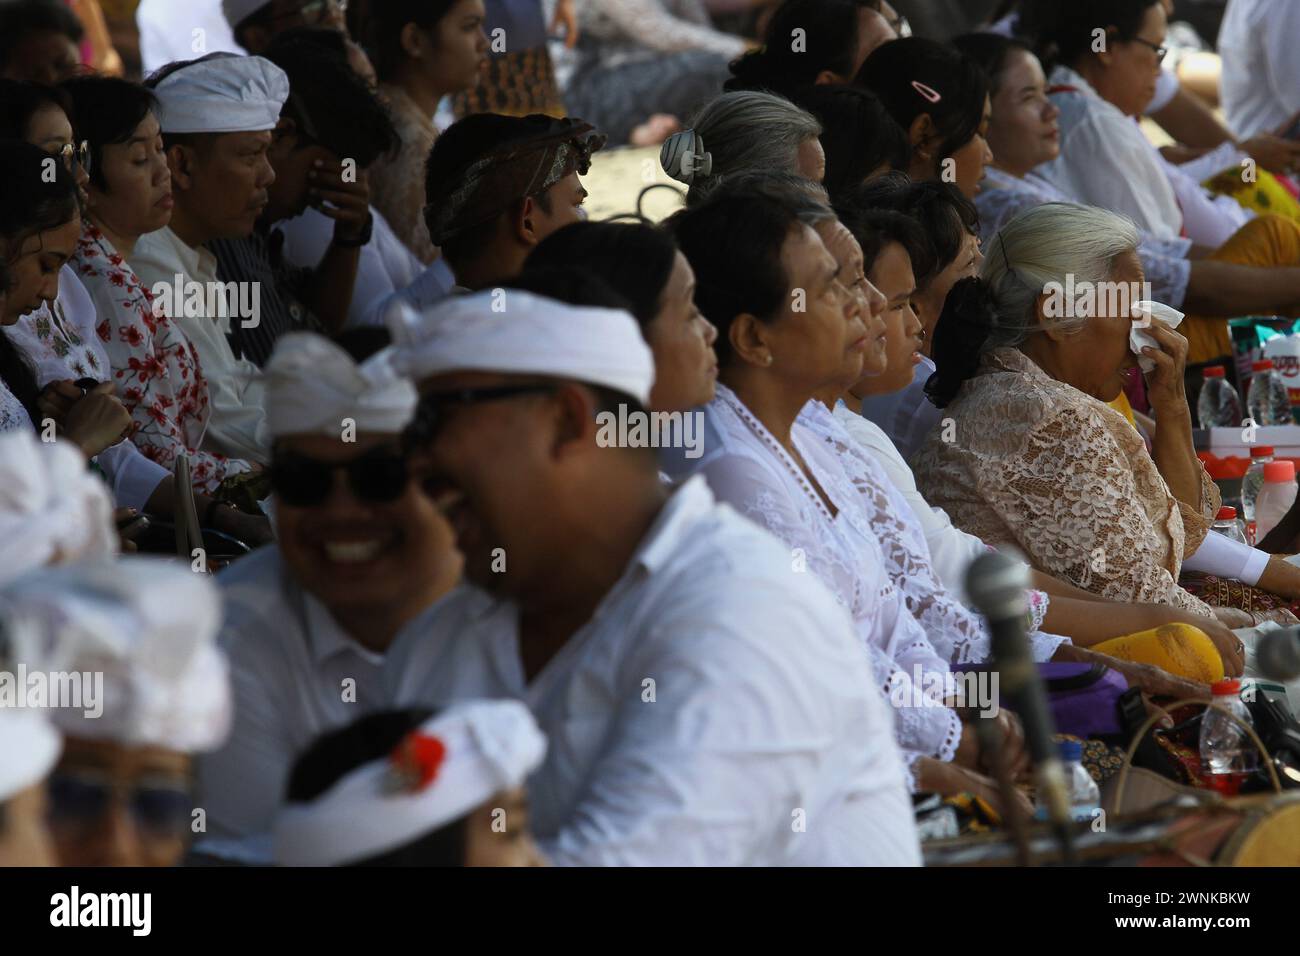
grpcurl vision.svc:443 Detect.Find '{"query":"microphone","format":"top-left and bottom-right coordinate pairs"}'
top-left (1256, 627), bottom-right (1300, 682)
top-left (965, 550), bottom-right (1075, 860)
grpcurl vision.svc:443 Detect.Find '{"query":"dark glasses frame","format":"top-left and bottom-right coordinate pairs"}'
top-left (404, 384), bottom-right (559, 448)
top-left (46, 769), bottom-right (193, 839)
top-left (269, 443), bottom-right (411, 508)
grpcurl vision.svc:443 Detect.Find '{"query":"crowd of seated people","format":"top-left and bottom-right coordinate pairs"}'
top-left (5, 0), bottom-right (1300, 869)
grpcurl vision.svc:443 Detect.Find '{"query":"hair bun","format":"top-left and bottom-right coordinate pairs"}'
top-left (660, 129), bottom-right (713, 185)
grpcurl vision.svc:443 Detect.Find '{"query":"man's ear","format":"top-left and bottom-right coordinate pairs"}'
top-left (516, 195), bottom-right (541, 246)
top-left (548, 382), bottom-right (600, 457)
top-left (729, 312), bottom-right (774, 368)
top-left (1096, 26), bottom-right (1119, 67)
top-left (165, 143), bottom-right (195, 191)
top-left (400, 21), bottom-right (427, 59)
top-left (814, 68), bottom-right (844, 85)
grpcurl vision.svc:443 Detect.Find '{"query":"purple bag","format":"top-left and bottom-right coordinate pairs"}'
top-left (953, 661), bottom-right (1129, 740)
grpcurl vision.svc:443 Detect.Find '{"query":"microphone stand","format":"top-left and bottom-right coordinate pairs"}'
top-left (974, 703), bottom-right (1034, 866)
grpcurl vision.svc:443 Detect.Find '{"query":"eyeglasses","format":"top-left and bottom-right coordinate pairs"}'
top-left (1129, 37), bottom-right (1168, 63)
top-left (47, 771), bottom-right (192, 839)
top-left (270, 445), bottom-right (410, 507)
top-left (404, 384), bottom-right (558, 448)
top-left (56, 141), bottom-right (91, 176)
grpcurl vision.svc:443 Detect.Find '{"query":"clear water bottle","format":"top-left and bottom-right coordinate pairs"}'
top-left (1198, 678), bottom-right (1259, 796)
top-left (1036, 740), bottom-right (1100, 821)
top-left (1211, 505), bottom-right (1248, 545)
top-left (1255, 459), bottom-right (1297, 542)
top-left (1246, 359), bottom-right (1292, 426)
top-left (1197, 365), bottom-right (1242, 428)
top-left (1240, 445), bottom-right (1274, 524)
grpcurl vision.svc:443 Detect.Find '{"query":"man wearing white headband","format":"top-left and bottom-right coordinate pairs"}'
top-left (132, 52), bottom-right (288, 467)
top-left (275, 699), bottom-right (546, 866)
top-left (194, 330), bottom-right (463, 863)
top-left (0, 558), bottom-right (230, 867)
top-left (385, 290), bottom-right (920, 865)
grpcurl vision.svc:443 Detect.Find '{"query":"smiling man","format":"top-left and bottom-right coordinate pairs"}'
top-left (131, 53), bottom-right (287, 466)
top-left (193, 330), bottom-right (463, 863)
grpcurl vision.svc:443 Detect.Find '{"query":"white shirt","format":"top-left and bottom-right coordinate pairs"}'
top-left (1040, 66), bottom-right (1185, 241)
top-left (660, 387), bottom-right (963, 780)
top-left (133, 226), bottom-right (271, 464)
top-left (833, 403), bottom-right (987, 596)
top-left (364, 256), bottom-right (458, 327)
top-left (195, 546), bottom-right (399, 863)
top-left (275, 207), bottom-right (423, 330)
top-left (4, 267), bottom-right (167, 511)
top-left (384, 476), bottom-right (921, 866)
top-left (135, 0), bottom-right (240, 76)
top-left (1219, 0), bottom-right (1300, 139)
top-left (858, 354), bottom-right (942, 464)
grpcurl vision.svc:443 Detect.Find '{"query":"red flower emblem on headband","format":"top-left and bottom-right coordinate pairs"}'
top-left (389, 733), bottom-right (446, 793)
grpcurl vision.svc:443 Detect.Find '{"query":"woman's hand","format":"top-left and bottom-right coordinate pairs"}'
top-left (955, 711), bottom-right (1031, 781)
top-left (37, 379), bottom-right (84, 429)
top-left (1139, 317), bottom-right (1191, 417)
top-left (63, 383), bottom-right (132, 458)
top-left (550, 0), bottom-right (579, 47)
top-left (916, 758), bottom-right (1036, 823)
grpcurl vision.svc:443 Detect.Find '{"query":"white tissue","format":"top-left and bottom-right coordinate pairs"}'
top-left (1129, 300), bottom-right (1185, 373)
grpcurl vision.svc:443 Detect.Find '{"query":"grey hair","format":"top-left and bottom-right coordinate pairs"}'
top-left (979, 202), bottom-right (1142, 348)
top-left (696, 169), bottom-right (835, 225)
top-left (682, 91), bottom-right (822, 204)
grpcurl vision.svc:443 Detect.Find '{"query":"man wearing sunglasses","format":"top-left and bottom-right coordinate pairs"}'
top-left (194, 330), bottom-right (463, 864)
top-left (383, 290), bottom-right (920, 866)
top-left (2, 558), bottom-right (231, 868)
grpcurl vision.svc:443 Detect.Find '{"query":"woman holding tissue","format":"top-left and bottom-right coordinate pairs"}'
top-left (914, 204), bottom-right (1300, 671)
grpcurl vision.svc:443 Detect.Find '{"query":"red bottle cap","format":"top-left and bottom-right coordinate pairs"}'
top-left (1216, 506), bottom-right (1237, 520)
top-left (1251, 446), bottom-right (1275, 457)
top-left (1202, 366), bottom-right (1226, 378)
top-left (1264, 460), bottom-right (1296, 483)
top-left (1211, 679), bottom-right (1241, 696)
top-left (1253, 359), bottom-right (1275, 372)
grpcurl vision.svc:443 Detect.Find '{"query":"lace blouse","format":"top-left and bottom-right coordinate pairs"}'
top-left (0, 379), bottom-right (32, 434)
top-left (660, 384), bottom-right (963, 781)
top-left (912, 347), bottom-right (1218, 615)
top-left (801, 400), bottom-right (1067, 664)
top-left (370, 85), bottom-right (439, 265)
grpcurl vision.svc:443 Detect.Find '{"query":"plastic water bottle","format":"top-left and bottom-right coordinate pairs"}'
top-left (1048, 740), bottom-right (1100, 821)
top-left (1198, 678), bottom-right (1258, 796)
top-left (1254, 459), bottom-right (1297, 542)
top-left (1211, 506), bottom-right (1248, 545)
top-left (1246, 359), bottom-right (1292, 425)
top-left (1197, 365), bottom-right (1241, 428)
top-left (1240, 445), bottom-right (1274, 524)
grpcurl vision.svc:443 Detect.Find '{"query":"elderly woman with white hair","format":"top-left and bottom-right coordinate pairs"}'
top-left (914, 203), bottom-right (1300, 679)
top-left (661, 91), bottom-right (825, 204)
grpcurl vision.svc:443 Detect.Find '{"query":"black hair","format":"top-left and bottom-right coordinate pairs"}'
top-left (423, 113), bottom-right (562, 268)
top-left (836, 173), bottom-right (977, 288)
top-left (57, 75), bottom-right (158, 192)
top-left (925, 275), bottom-right (999, 407)
top-left (834, 203), bottom-right (930, 284)
top-left (786, 84), bottom-right (910, 198)
top-left (951, 33), bottom-right (1037, 99)
top-left (726, 0), bottom-right (878, 96)
top-left (0, 139), bottom-right (79, 428)
top-left (853, 37), bottom-right (989, 171)
top-left (524, 222), bottom-right (677, 327)
top-left (0, 78), bottom-right (72, 141)
top-left (505, 265), bottom-right (636, 316)
top-left (667, 193), bottom-right (803, 366)
top-left (347, 0), bottom-right (460, 84)
top-left (1016, 0), bottom-right (1162, 73)
top-left (285, 706), bottom-right (470, 866)
top-left (263, 35), bottom-right (398, 168)
top-left (0, 0), bottom-right (84, 73)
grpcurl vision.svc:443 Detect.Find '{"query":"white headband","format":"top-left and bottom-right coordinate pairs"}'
top-left (263, 332), bottom-right (418, 438)
top-left (274, 699), bottom-right (546, 866)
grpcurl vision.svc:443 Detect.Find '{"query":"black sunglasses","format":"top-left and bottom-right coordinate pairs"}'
top-left (47, 771), bottom-right (192, 839)
top-left (404, 384), bottom-right (558, 448)
top-left (270, 445), bottom-right (409, 507)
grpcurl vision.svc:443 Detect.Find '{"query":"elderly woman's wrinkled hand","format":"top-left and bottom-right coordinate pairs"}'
top-left (1139, 317), bottom-right (1190, 415)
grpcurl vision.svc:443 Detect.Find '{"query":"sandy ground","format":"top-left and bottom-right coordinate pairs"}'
top-left (583, 145), bottom-right (687, 224)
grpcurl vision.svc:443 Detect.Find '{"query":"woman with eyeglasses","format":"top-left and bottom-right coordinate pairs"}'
top-left (348, 0), bottom-right (490, 265)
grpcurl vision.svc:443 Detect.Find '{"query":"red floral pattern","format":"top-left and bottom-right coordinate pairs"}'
top-left (73, 223), bottom-right (251, 493)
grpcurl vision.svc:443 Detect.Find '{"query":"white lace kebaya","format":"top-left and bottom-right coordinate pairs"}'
top-left (660, 383), bottom-right (963, 784)
top-left (799, 399), bottom-right (1068, 665)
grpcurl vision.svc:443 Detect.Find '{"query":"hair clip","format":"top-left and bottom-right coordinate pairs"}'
top-left (660, 129), bottom-right (713, 186)
top-left (911, 81), bottom-right (942, 104)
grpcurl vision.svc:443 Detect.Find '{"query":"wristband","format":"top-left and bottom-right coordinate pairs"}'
top-left (332, 213), bottom-right (373, 248)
